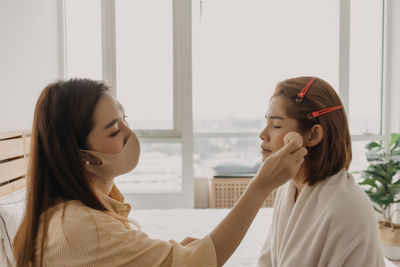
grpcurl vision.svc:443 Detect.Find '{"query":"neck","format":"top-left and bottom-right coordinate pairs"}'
top-left (292, 170), bottom-right (306, 202)
top-left (92, 176), bottom-right (115, 196)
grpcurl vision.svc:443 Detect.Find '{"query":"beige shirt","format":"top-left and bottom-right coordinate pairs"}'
top-left (35, 186), bottom-right (217, 267)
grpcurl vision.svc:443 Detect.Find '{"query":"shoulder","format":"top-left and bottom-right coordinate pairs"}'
top-left (47, 200), bottom-right (135, 241)
top-left (321, 171), bottom-right (377, 230)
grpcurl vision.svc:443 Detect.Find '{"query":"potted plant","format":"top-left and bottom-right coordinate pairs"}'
top-left (358, 133), bottom-right (400, 260)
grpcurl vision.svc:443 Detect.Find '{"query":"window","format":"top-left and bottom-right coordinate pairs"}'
top-left (63, 0), bottom-right (388, 207)
top-left (115, 0), bottom-right (174, 130)
top-left (349, 0), bottom-right (383, 136)
top-left (192, 0), bottom-right (385, 179)
top-left (348, 0), bottom-right (384, 178)
top-left (117, 142), bottom-right (182, 193)
top-left (192, 0), bottom-right (340, 177)
top-left (63, 1), bottom-right (192, 203)
top-left (64, 0), bottom-right (102, 80)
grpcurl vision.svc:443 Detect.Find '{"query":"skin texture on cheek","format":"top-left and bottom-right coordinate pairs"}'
top-left (260, 97), bottom-right (300, 161)
top-left (260, 99), bottom-right (313, 197)
top-left (86, 93), bottom-right (126, 154)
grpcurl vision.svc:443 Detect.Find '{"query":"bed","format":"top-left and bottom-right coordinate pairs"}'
top-left (0, 131), bottom-right (399, 267)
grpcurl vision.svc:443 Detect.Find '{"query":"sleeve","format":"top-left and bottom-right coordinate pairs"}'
top-left (116, 231), bottom-right (217, 267)
top-left (62, 210), bottom-right (218, 267)
top-left (256, 226), bottom-right (273, 267)
top-left (322, 193), bottom-right (386, 267)
top-left (257, 186), bottom-right (285, 267)
top-left (339, 220), bottom-right (385, 267)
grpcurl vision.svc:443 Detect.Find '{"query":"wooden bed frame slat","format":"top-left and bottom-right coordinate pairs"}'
top-left (0, 177), bottom-right (26, 197)
top-left (0, 158), bottom-right (26, 184)
top-left (0, 138), bottom-right (24, 161)
top-left (24, 135), bottom-right (31, 156)
top-left (0, 131), bottom-right (24, 140)
top-left (0, 131), bottom-right (30, 196)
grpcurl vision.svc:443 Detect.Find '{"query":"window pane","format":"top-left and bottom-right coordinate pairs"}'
top-left (350, 140), bottom-right (378, 183)
top-left (115, 0), bottom-right (173, 130)
top-left (193, 0), bottom-right (339, 133)
top-left (349, 0), bottom-right (383, 135)
top-left (194, 136), bottom-right (261, 178)
top-left (65, 0), bottom-right (102, 80)
top-left (116, 142), bottom-right (182, 193)
top-left (194, 137), bottom-right (374, 183)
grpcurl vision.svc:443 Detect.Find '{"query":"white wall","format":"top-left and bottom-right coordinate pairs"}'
top-left (0, 0), bottom-right (60, 133)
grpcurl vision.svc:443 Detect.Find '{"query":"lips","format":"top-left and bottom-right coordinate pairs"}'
top-left (261, 147), bottom-right (272, 153)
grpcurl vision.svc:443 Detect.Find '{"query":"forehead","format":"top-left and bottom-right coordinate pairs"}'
top-left (93, 93), bottom-right (123, 126)
top-left (266, 96), bottom-right (288, 118)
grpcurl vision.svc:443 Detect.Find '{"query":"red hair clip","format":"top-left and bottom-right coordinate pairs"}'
top-left (307, 105), bottom-right (343, 119)
top-left (296, 77), bottom-right (316, 103)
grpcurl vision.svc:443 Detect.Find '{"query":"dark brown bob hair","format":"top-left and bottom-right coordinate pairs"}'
top-left (272, 76), bottom-right (352, 186)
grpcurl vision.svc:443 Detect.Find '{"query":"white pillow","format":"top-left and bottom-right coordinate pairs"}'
top-left (213, 159), bottom-right (256, 175)
top-left (0, 188), bottom-right (26, 267)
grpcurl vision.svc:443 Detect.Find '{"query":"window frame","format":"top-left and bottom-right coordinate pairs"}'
top-left (60, 0), bottom-right (395, 208)
top-left (193, 0), bottom-right (387, 144)
top-left (60, 0), bottom-right (194, 208)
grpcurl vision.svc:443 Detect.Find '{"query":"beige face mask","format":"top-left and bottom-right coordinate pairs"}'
top-left (81, 133), bottom-right (141, 178)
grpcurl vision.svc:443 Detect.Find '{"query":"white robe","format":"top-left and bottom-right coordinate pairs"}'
top-left (257, 170), bottom-right (385, 267)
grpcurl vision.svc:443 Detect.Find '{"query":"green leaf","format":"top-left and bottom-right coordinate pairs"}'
top-left (367, 191), bottom-right (389, 205)
top-left (361, 170), bottom-right (388, 186)
top-left (359, 179), bottom-right (378, 188)
top-left (388, 184), bottom-right (400, 195)
top-left (359, 133), bottom-right (400, 207)
top-left (373, 206), bottom-right (383, 214)
top-left (378, 186), bottom-right (389, 196)
top-left (389, 133), bottom-right (400, 147)
top-left (366, 141), bottom-right (381, 150)
top-left (361, 169), bottom-right (385, 179)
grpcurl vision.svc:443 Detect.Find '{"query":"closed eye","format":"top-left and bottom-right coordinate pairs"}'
top-left (110, 129), bottom-right (120, 137)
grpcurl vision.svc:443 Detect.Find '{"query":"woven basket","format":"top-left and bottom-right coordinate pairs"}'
top-left (208, 178), bottom-right (276, 208)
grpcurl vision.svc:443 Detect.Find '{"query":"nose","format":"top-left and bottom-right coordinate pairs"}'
top-left (120, 120), bottom-right (132, 140)
top-left (259, 126), bottom-right (269, 142)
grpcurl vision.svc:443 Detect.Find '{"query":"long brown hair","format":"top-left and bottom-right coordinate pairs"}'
top-left (272, 76), bottom-right (352, 185)
top-left (13, 79), bottom-right (111, 266)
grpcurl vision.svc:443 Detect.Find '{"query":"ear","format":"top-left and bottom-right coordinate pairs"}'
top-left (80, 151), bottom-right (103, 165)
top-left (304, 124), bottom-right (324, 147)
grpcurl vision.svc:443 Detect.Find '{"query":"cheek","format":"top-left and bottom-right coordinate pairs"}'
top-left (270, 132), bottom-right (287, 152)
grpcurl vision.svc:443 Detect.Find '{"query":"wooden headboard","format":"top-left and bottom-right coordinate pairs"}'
top-left (0, 131), bottom-right (30, 197)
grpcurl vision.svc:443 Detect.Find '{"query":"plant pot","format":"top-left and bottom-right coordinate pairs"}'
top-left (379, 221), bottom-right (400, 260)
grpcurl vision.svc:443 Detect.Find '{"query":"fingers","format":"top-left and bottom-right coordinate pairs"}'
top-left (290, 147), bottom-right (307, 169)
top-left (277, 146), bottom-right (306, 179)
top-left (277, 139), bottom-right (301, 155)
top-left (295, 157), bottom-right (305, 165)
top-left (292, 147), bottom-right (308, 159)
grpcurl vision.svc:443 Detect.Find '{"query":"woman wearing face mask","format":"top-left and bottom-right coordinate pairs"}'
top-left (13, 79), bottom-right (307, 267)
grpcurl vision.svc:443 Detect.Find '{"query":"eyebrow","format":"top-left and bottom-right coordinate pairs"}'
top-left (265, 115), bottom-right (285, 120)
top-left (104, 119), bottom-right (119, 129)
top-left (103, 102), bottom-right (126, 129)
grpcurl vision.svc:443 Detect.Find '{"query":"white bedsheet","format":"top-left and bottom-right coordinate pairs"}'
top-left (132, 208), bottom-right (399, 267)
